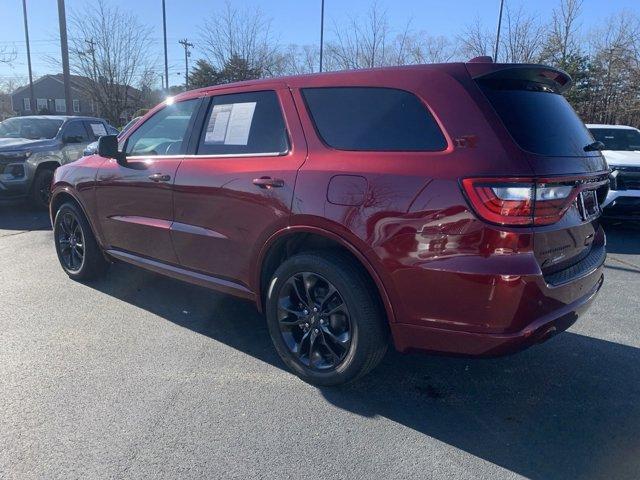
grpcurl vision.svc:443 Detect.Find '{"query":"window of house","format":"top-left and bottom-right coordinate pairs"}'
top-left (55, 99), bottom-right (66, 113)
top-left (125, 99), bottom-right (199, 156)
top-left (302, 87), bottom-right (447, 151)
top-left (73, 99), bottom-right (80, 113)
top-left (197, 90), bottom-right (288, 156)
top-left (23, 98), bottom-right (31, 111)
top-left (36, 98), bottom-right (48, 112)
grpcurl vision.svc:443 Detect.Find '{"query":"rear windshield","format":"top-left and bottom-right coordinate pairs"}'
top-left (302, 87), bottom-right (447, 151)
top-left (588, 128), bottom-right (640, 151)
top-left (478, 79), bottom-right (594, 157)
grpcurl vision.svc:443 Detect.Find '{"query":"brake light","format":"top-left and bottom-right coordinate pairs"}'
top-left (461, 178), bottom-right (578, 226)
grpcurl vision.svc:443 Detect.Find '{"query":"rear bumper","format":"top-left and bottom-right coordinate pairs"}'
top-left (391, 272), bottom-right (603, 356)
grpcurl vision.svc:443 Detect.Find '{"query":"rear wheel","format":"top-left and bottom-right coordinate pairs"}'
top-left (54, 202), bottom-right (109, 281)
top-left (30, 167), bottom-right (55, 209)
top-left (266, 251), bottom-right (388, 386)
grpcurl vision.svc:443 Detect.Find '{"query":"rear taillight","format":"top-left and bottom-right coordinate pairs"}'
top-left (461, 178), bottom-right (578, 226)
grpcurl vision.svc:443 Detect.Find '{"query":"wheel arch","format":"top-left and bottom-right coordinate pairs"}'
top-left (255, 225), bottom-right (397, 325)
top-left (49, 187), bottom-right (102, 247)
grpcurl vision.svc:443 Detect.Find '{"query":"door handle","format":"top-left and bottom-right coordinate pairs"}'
top-left (252, 176), bottom-right (284, 189)
top-left (148, 173), bottom-right (171, 182)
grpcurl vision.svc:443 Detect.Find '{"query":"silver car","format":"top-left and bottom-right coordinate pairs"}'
top-left (0, 115), bottom-right (116, 208)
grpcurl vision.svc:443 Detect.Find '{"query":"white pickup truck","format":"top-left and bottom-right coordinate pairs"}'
top-left (586, 124), bottom-right (640, 220)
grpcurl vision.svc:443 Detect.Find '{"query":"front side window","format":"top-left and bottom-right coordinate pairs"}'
top-left (302, 87), bottom-right (447, 151)
top-left (62, 121), bottom-right (90, 143)
top-left (23, 98), bottom-right (31, 111)
top-left (589, 128), bottom-right (640, 152)
top-left (73, 99), bottom-right (80, 113)
top-left (197, 90), bottom-right (288, 156)
top-left (125, 99), bottom-right (199, 156)
top-left (55, 99), bottom-right (66, 113)
top-left (36, 98), bottom-right (48, 112)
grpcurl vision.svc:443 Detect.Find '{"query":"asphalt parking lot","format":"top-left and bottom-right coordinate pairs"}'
top-left (1, 205), bottom-right (639, 480)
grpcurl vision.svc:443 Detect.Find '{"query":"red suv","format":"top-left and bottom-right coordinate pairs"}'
top-left (50, 60), bottom-right (608, 385)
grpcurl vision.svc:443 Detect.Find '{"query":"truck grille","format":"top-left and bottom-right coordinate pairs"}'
top-left (611, 166), bottom-right (640, 191)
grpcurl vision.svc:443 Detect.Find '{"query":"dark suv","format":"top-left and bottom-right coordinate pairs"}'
top-left (0, 115), bottom-right (116, 208)
top-left (50, 60), bottom-right (608, 385)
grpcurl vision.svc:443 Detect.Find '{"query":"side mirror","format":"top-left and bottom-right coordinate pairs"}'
top-left (98, 135), bottom-right (126, 166)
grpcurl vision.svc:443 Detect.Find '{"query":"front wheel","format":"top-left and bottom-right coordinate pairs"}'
top-left (53, 202), bottom-right (109, 281)
top-left (265, 251), bottom-right (388, 386)
top-left (30, 168), bottom-right (55, 209)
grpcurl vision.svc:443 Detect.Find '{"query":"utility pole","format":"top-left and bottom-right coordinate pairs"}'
top-left (22, 0), bottom-right (36, 115)
top-left (493, 0), bottom-right (505, 62)
top-left (57, 0), bottom-right (72, 114)
top-left (178, 39), bottom-right (193, 91)
top-left (319, 0), bottom-right (325, 72)
top-left (162, 0), bottom-right (169, 90)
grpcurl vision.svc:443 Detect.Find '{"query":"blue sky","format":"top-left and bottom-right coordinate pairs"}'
top-left (1, 0), bottom-right (638, 86)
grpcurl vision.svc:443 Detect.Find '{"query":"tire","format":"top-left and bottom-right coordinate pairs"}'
top-left (266, 251), bottom-right (388, 386)
top-left (30, 167), bottom-right (55, 210)
top-left (53, 202), bottom-right (109, 281)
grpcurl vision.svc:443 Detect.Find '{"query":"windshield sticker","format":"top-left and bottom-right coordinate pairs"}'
top-left (90, 123), bottom-right (107, 136)
top-left (204, 102), bottom-right (256, 146)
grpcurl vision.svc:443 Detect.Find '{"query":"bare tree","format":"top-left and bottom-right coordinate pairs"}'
top-left (404, 33), bottom-right (457, 64)
top-left (0, 46), bottom-right (17, 64)
top-left (457, 17), bottom-right (493, 59)
top-left (65, 0), bottom-right (155, 125)
top-left (585, 12), bottom-right (640, 125)
top-left (199, 1), bottom-right (281, 77)
top-left (541, 0), bottom-right (584, 65)
top-left (326, 2), bottom-right (394, 69)
top-left (501, 5), bottom-right (546, 63)
top-left (278, 44), bottom-right (320, 75)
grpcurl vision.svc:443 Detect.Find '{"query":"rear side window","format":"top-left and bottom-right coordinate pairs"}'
top-left (84, 121), bottom-right (108, 141)
top-left (478, 79), bottom-right (594, 157)
top-left (301, 87), bottom-right (447, 151)
top-left (197, 90), bottom-right (288, 156)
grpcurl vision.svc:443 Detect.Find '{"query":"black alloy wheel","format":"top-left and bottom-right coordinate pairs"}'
top-left (53, 202), bottom-right (109, 281)
top-left (56, 210), bottom-right (85, 273)
top-left (277, 272), bottom-right (352, 370)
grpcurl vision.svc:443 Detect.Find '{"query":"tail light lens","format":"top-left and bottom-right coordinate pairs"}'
top-left (461, 178), bottom-right (578, 226)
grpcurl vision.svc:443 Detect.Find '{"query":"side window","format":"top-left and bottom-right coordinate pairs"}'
top-left (84, 121), bottom-right (109, 141)
top-left (62, 121), bottom-right (90, 143)
top-left (301, 87), bottom-right (447, 151)
top-left (125, 99), bottom-right (199, 156)
top-left (197, 90), bottom-right (288, 156)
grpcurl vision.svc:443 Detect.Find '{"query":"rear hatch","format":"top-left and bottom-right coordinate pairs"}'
top-left (467, 63), bottom-right (609, 281)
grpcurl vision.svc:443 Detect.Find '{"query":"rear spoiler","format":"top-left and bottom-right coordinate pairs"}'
top-left (465, 63), bottom-right (573, 93)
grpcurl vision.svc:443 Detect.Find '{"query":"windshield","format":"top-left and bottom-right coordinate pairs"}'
top-left (478, 79), bottom-right (595, 157)
top-left (588, 128), bottom-right (640, 151)
top-left (0, 117), bottom-right (63, 140)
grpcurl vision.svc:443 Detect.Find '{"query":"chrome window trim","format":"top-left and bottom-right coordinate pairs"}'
top-left (125, 151), bottom-right (288, 160)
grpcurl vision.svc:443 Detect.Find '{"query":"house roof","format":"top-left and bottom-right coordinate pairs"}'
top-left (11, 74), bottom-right (141, 99)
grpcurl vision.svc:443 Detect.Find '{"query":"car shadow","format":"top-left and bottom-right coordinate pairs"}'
top-left (0, 204), bottom-right (51, 233)
top-left (85, 261), bottom-right (640, 480)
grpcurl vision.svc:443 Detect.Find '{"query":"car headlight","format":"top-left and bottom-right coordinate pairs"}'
top-left (0, 150), bottom-right (32, 161)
